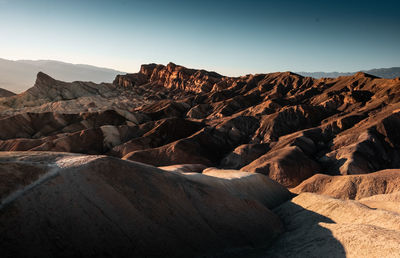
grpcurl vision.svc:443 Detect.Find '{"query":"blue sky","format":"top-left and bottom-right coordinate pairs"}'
top-left (0, 0), bottom-right (399, 75)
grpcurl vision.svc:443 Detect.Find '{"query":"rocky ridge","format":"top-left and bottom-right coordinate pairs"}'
top-left (0, 88), bottom-right (15, 98)
top-left (1, 63), bottom-right (400, 188)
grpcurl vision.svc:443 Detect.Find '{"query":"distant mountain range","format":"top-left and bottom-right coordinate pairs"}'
top-left (0, 58), bottom-right (125, 93)
top-left (298, 67), bottom-right (400, 79)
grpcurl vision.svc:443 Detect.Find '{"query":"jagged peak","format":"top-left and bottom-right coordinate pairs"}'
top-left (0, 87), bottom-right (16, 97)
top-left (284, 71), bottom-right (303, 77)
top-left (166, 62), bottom-right (177, 69)
top-left (140, 63), bottom-right (159, 71)
top-left (37, 71), bottom-right (55, 80)
top-left (138, 62), bottom-right (222, 78)
top-left (353, 72), bottom-right (379, 79)
top-left (34, 72), bottom-right (57, 87)
top-left (262, 71), bottom-right (305, 80)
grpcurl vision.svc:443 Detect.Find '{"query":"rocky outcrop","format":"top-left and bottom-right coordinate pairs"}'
top-left (18, 72), bottom-right (117, 103)
top-left (0, 72), bottom-right (184, 115)
top-left (2, 63), bottom-right (400, 187)
top-left (0, 88), bottom-right (15, 98)
top-left (114, 62), bottom-right (223, 93)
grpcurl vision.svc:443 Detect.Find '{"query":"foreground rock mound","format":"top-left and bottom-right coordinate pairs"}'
top-left (0, 152), bottom-right (290, 257)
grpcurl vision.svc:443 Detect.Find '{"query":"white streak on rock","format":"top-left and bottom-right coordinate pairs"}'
top-left (0, 166), bottom-right (60, 210)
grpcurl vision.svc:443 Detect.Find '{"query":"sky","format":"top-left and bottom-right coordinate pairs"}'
top-left (0, 0), bottom-right (399, 76)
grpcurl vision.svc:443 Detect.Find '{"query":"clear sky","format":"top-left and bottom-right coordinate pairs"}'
top-left (0, 0), bottom-right (399, 76)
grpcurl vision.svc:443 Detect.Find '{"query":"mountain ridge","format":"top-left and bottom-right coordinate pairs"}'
top-left (298, 67), bottom-right (400, 79)
top-left (1, 62), bottom-right (400, 188)
top-left (1, 57), bottom-right (399, 93)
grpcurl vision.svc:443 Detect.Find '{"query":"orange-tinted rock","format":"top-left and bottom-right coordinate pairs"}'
top-left (2, 63), bottom-right (400, 187)
top-left (115, 62), bottom-right (223, 93)
top-left (292, 169), bottom-right (400, 199)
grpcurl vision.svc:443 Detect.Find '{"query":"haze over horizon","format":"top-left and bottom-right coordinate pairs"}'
top-left (0, 0), bottom-right (399, 76)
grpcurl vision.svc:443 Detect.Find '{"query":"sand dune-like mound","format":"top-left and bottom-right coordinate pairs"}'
top-left (265, 193), bottom-right (400, 257)
top-left (158, 163), bottom-right (207, 173)
top-left (359, 191), bottom-right (400, 213)
top-left (0, 152), bottom-right (289, 257)
top-left (199, 168), bottom-right (293, 208)
top-left (292, 170), bottom-right (400, 200)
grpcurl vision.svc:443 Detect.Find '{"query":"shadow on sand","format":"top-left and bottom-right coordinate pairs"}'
top-left (220, 197), bottom-right (346, 257)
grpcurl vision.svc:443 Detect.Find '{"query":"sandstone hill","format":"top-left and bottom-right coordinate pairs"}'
top-left (292, 170), bottom-right (400, 200)
top-left (2, 63), bottom-right (400, 188)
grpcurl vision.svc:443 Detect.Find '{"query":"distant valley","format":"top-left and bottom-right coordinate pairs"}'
top-left (0, 58), bottom-right (124, 93)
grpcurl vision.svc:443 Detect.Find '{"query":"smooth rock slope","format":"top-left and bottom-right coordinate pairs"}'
top-left (0, 152), bottom-right (290, 257)
top-left (292, 170), bottom-right (400, 199)
top-left (266, 193), bottom-right (400, 258)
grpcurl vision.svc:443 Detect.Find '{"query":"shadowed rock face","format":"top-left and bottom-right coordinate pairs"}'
top-left (0, 88), bottom-right (15, 98)
top-left (1, 63), bottom-right (400, 187)
top-left (0, 152), bottom-right (289, 257)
